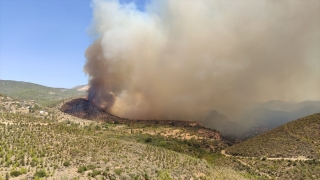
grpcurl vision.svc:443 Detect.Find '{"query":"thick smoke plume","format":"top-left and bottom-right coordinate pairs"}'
top-left (84, 0), bottom-right (320, 120)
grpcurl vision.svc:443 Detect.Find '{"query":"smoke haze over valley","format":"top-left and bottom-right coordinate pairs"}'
top-left (2, 1), bottom-right (320, 179)
top-left (84, 0), bottom-right (320, 125)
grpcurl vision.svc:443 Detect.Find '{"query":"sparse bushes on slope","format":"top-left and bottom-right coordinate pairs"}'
top-left (239, 158), bottom-right (320, 179)
top-left (0, 112), bottom-right (248, 179)
top-left (226, 114), bottom-right (320, 159)
top-left (0, 80), bottom-right (85, 105)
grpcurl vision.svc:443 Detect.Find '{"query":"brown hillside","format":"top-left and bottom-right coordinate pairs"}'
top-left (226, 113), bottom-right (320, 159)
top-left (60, 98), bottom-right (206, 128)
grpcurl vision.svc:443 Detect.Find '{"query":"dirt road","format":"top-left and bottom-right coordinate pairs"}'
top-left (221, 150), bottom-right (313, 161)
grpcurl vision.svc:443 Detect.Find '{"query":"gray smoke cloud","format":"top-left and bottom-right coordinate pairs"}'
top-left (84, 0), bottom-right (320, 120)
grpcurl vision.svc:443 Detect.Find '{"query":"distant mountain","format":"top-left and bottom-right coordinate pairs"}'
top-left (226, 113), bottom-right (320, 159)
top-left (240, 108), bottom-right (295, 128)
top-left (236, 100), bottom-right (320, 137)
top-left (197, 110), bottom-right (244, 137)
top-left (256, 105), bottom-right (320, 127)
top-left (257, 100), bottom-right (320, 112)
top-left (0, 80), bottom-right (85, 104)
top-left (71, 85), bottom-right (89, 91)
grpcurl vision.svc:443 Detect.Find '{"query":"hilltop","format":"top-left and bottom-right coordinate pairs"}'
top-left (226, 113), bottom-right (320, 159)
top-left (197, 110), bottom-right (244, 137)
top-left (60, 98), bottom-right (228, 151)
top-left (71, 85), bottom-right (89, 91)
top-left (0, 80), bottom-right (85, 105)
top-left (60, 98), bottom-right (205, 128)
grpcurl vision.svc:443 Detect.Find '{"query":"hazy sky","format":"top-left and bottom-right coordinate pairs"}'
top-left (0, 0), bottom-right (146, 88)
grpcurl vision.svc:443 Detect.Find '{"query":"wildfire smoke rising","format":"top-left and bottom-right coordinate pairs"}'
top-left (84, 0), bottom-right (320, 120)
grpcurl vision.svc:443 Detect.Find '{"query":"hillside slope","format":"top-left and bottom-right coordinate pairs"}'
top-left (60, 98), bottom-right (205, 128)
top-left (0, 80), bottom-right (85, 104)
top-left (226, 113), bottom-right (320, 159)
top-left (71, 84), bottom-right (89, 91)
top-left (0, 111), bottom-right (249, 179)
top-left (197, 110), bottom-right (244, 137)
top-left (60, 98), bottom-right (231, 153)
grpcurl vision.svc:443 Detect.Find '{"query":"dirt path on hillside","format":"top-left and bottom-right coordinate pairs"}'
top-left (220, 150), bottom-right (271, 179)
top-left (220, 150), bottom-right (316, 179)
top-left (221, 150), bottom-right (313, 161)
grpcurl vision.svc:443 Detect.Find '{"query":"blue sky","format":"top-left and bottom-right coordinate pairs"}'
top-left (0, 0), bottom-right (146, 88)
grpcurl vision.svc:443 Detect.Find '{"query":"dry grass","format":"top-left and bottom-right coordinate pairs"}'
top-left (0, 112), bottom-right (248, 180)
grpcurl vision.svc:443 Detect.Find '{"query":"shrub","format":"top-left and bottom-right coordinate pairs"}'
top-left (158, 170), bottom-right (173, 180)
top-left (143, 172), bottom-right (150, 180)
top-left (10, 170), bottom-right (21, 177)
top-left (63, 161), bottom-right (71, 167)
top-left (30, 160), bottom-right (37, 167)
top-left (34, 169), bottom-right (47, 178)
top-left (95, 125), bottom-right (101, 130)
top-left (145, 137), bottom-right (152, 143)
top-left (19, 168), bottom-right (27, 174)
top-left (104, 123), bottom-right (108, 129)
top-left (87, 164), bottom-right (96, 170)
top-left (88, 170), bottom-right (101, 177)
top-left (114, 169), bottom-right (123, 176)
top-left (77, 165), bottom-right (87, 173)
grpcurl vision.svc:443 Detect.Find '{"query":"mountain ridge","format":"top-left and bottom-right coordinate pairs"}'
top-left (226, 113), bottom-right (320, 159)
top-left (0, 80), bottom-right (85, 105)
